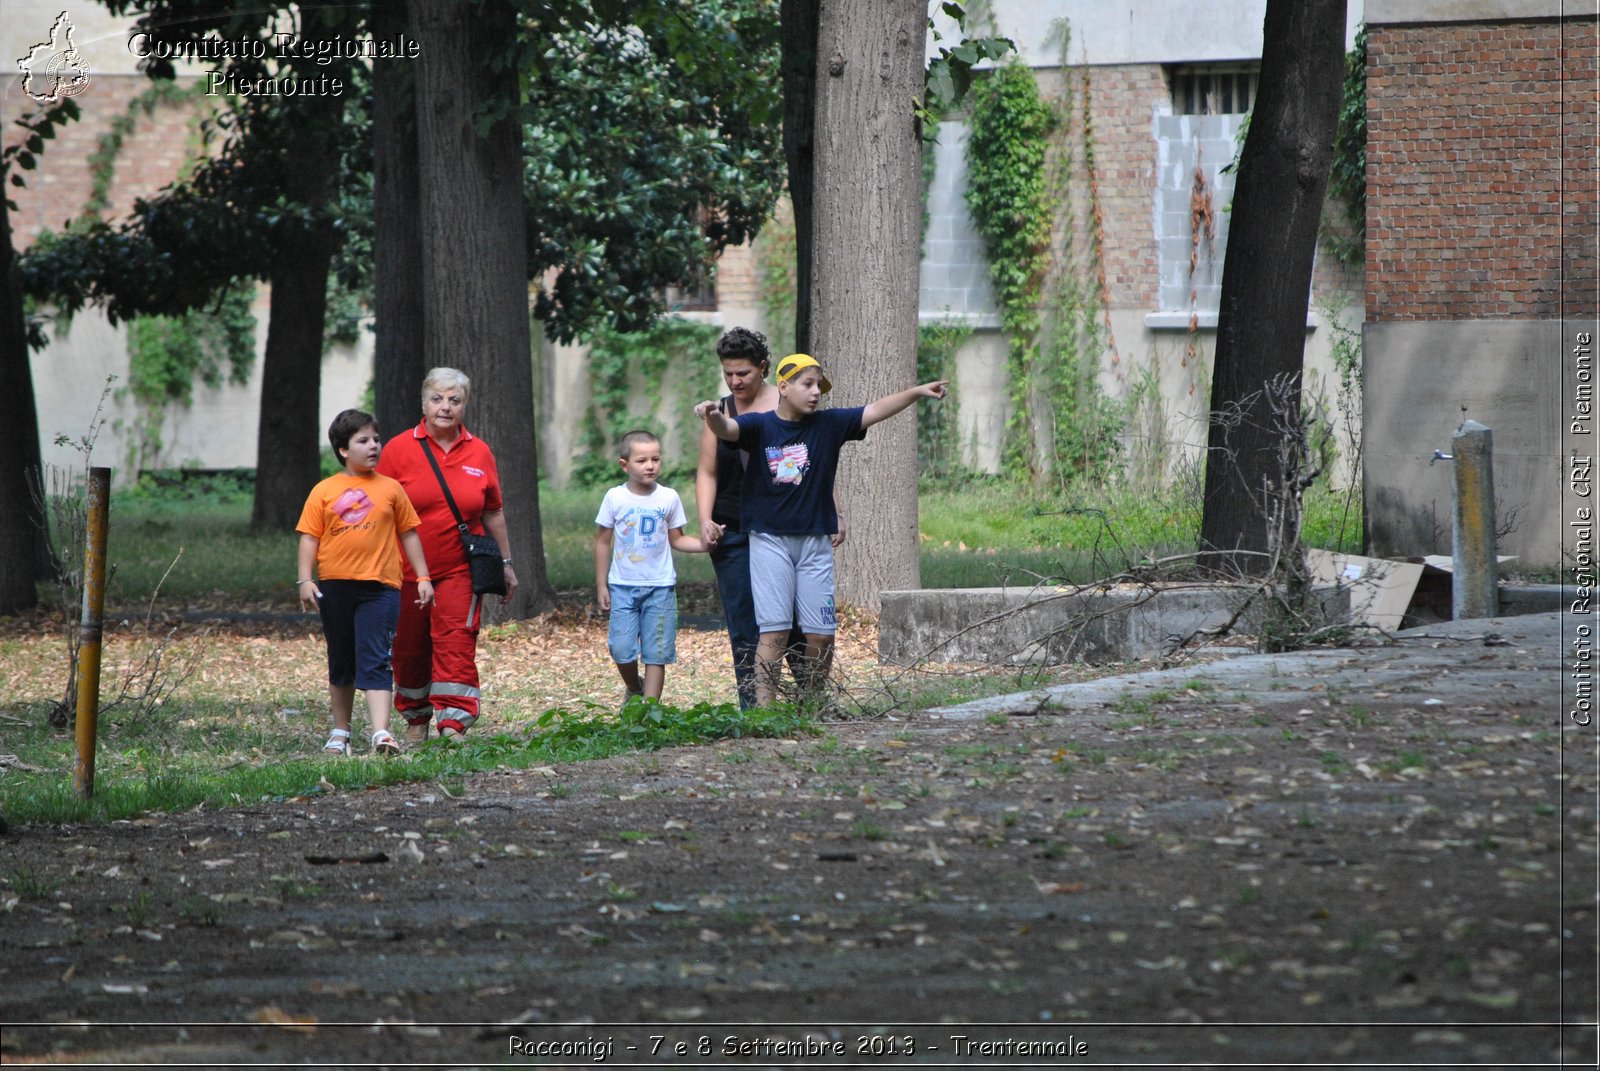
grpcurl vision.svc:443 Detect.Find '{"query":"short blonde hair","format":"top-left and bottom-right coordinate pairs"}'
top-left (421, 367), bottom-right (471, 407)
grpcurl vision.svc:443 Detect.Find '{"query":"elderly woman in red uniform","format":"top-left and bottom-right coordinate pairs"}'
top-left (377, 367), bottom-right (517, 741)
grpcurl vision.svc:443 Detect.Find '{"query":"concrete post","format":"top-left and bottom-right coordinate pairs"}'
top-left (1451, 420), bottom-right (1498, 619)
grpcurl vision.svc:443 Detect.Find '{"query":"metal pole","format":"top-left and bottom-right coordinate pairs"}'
top-left (73, 466), bottom-right (110, 799)
top-left (1451, 420), bottom-right (1498, 620)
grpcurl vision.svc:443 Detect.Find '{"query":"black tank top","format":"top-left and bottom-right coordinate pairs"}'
top-left (711, 394), bottom-right (747, 529)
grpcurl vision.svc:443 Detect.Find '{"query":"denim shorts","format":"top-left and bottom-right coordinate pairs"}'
top-left (317, 579), bottom-right (400, 690)
top-left (607, 584), bottom-right (678, 665)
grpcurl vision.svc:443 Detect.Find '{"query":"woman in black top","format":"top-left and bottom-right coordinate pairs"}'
top-left (695, 328), bottom-right (841, 708)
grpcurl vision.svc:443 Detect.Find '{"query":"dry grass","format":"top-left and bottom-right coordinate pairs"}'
top-left (0, 594), bottom-right (962, 734)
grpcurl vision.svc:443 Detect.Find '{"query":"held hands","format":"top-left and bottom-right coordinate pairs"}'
top-left (297, 579), bottom-right (321, 611)
top-left (701, 518), bottom-right (724, 547)
top-left (415, 579), bottom-right (435, 608)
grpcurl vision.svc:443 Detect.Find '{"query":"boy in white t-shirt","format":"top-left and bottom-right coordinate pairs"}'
top-left (595, 430), bottom-right (709, 700)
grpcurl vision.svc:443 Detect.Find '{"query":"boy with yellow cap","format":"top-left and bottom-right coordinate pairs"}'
top-left (695, 355), bottom-right (948, 706)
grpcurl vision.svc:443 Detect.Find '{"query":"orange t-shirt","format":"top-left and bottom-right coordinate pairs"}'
top-left (295, 472), bottom-right (422, 588)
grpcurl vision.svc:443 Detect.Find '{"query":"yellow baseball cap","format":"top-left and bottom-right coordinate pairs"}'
top-left (775, 353), bottom-right (831, 393)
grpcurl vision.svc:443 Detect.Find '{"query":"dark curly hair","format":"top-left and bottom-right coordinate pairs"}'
top-left (328, 408), bottom-right (378, 459)
top-left (716, 326), bottom-right (770, 369)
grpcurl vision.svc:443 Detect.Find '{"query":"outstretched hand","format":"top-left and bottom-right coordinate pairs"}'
top-left (693, 399), bottom-right (720, 422)
top-left (918, 380), bottom-right (950, 400)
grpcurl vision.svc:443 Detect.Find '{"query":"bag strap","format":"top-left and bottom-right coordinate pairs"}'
top-left (418, 436), bottom-right (471, 537)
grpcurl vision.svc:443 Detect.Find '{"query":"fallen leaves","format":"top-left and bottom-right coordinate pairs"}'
top-left (250, 1005), bottom-right (318, 1033)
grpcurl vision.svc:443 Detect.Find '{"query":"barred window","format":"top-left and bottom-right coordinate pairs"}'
top-left (1169, 65), bottom-right (1259, 116)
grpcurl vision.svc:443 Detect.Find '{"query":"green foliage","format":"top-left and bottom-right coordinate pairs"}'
top-left (1324, 25), bottom-right (1367, 266)
top-left (922, 2), bottom-right (1015, 128)
top-left (1, 97), bottom-right (80, 204)
top-left (917, 319), bottom-right (972, 480)
top-left (520, 0), bottom-right (786, 343)
top-left (757, 213), bottom-right (798, 357)
top-left (569, 318), bottom-right (725, 488)
top-left (536, 695), bottom-right (810, 754)
top-left (966, 63), bottom-right (1055, 478)
top-left (1, 697), bottom-right (813, 826)
top-left (120, 283), bottom-right (256, 471)
top-left (81, 79), bottom-right (209, 221)
top-left (965, 41), bottom-right (1123, 488)
top-left (966, 64), bottom-right (1055, 340)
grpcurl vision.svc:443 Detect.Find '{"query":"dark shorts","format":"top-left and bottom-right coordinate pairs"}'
top-left (317, 579), bottom-right (400, 691)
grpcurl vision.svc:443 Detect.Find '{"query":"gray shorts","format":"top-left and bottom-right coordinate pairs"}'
top-left (749, 532), bottom-right (837, 635)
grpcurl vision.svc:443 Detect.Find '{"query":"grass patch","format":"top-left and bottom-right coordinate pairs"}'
top-left (0, 697), bottom-right (812, 827)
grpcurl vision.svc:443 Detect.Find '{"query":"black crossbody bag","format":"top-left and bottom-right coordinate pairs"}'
top-left (419, 437), bottom-right (507, 597)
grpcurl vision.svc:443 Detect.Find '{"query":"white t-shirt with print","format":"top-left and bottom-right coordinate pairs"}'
top-left (595, 483), bottom-right (688, 587)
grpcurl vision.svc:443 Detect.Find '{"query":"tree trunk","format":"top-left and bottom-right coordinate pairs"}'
top-left (249, 95), bottom-right (343, 532)
top-left (411, 0), bottom-right (556, 616)
top-left (371, 0), bottom-right (426, 445)
top-left (810, 0), bottom-right (924, 613)
top-left (1198, 0), bottom-right (1346, 576)
top-left (781, 0), bottom-right (820, 355)
top-left (0, 184), bottom-right (42, 613)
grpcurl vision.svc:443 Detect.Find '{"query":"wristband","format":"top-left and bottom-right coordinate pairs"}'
top-left (297, 578), bottom-right (314, 585)
top-left (416, 576), bottom-right (431, 582)
top-left (501, 558), bottom-right (513, 565)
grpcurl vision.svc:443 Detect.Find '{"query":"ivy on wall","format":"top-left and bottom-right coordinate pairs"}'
top-left (82, 80), bottom-right (212, 222)
top-left (120, 283), bottom-right (257, 471)
top-left (964, 62), bottom-right (1055, 480)
top-left (964, 31), bottom-right (1123, 489)
top-left (1324, 24), bottom-right (1367, 267)
top-left (916, 318), bottom-right (972, 481)
top-left (756, 212), bottom-right (798, 359)
top-left (571, 318), bottom-right (725, 488)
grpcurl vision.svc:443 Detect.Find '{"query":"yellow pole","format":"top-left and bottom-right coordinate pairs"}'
top-left (73, 466), bottom-right (110, 799)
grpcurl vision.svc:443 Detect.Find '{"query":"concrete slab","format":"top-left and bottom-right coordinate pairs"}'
top-left (879, 583), bottom-right (1346, 666)
top-left (922, 610), bottom-right (1561, 722)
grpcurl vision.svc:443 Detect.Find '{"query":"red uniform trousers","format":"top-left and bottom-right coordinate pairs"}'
top-left (393, 571), bottom-right (483, 733)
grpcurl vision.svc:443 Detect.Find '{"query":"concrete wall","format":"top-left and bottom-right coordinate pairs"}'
top-left (915, 9), bottom-right (1363, 480)
top-left (32, 290), bottom-right (374, 485)
top-left (1364, 320), bottom-right (1570, 563)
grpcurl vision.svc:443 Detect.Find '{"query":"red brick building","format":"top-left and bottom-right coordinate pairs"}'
top-left (1362, 0), bottom-right (1597, 566)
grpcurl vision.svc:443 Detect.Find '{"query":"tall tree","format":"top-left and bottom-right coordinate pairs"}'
top-left (248, 90), bottom-right (346, 530)
top-left (410, 0), bottom-right (556, 615)
top-left (0, 100), bottom-right (82, 614)
top-left (370, 0), bottom-right (426, 447)
top-left (0, 181), bottom-right (38, 614)
top-left (809, 0), bottom-right (926, 612)
top-left (780, 0), bottom-right (821, 355)
top-left (27, 0), bottom-right (783, 607)
top-left (1198, 0), bottom-right (1347, 575)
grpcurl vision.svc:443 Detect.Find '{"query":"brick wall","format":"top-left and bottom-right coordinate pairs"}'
top-left (1366, 17), bottom-right (1597, 321)
top-left (2, 74), bottom-right (206, 248)
top-left (1043, 64), bottom-right (1164, 312)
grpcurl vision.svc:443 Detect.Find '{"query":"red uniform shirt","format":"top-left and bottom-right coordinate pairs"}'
top-left (376, 422), bottom-right (504, 582)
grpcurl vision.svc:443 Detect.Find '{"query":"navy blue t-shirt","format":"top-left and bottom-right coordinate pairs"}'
top-left (734, 407), bottom-right (866, 535)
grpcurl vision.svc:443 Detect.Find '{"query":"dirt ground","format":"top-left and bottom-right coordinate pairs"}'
top-left (1, 610), bottom-right (1594, 1068)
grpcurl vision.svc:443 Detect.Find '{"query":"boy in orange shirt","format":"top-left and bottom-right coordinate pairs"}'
top-left (296, 410), bottom-right (435, 756)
